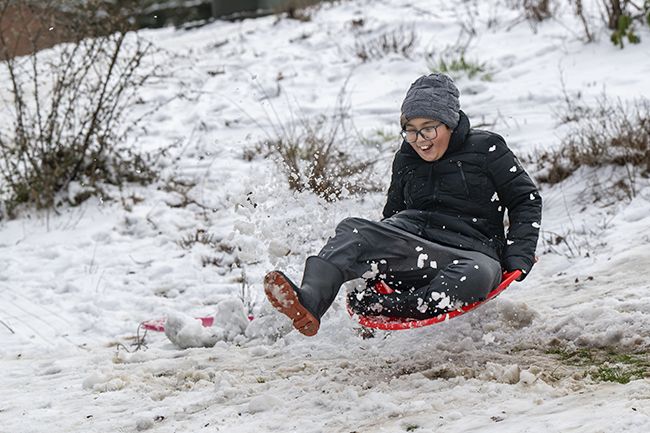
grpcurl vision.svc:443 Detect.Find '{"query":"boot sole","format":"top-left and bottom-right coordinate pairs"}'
top-left (264, 271), bottom-right (320, 337)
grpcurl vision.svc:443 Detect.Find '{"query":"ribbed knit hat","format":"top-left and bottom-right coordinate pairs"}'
top-left (400, 73), bottom-right (460, 129)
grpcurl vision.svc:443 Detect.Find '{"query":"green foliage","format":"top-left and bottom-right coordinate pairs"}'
top-left (428, 48), bottom-right (493, 81)
top-left (546, 347), bottom-right (650, 384)
top-left (611, 14), bottom-right (640, 48)
top-left (594, 365), bottom-right (646, 384)
top-left (607, 0), bottom-right (650, 48)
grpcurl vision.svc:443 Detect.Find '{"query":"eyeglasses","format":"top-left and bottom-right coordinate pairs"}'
top-left (400, 124), bottom-right (443, 144)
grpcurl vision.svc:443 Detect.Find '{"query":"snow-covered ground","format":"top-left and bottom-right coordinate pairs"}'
top-left (2, 0), bottom-right (650, 431)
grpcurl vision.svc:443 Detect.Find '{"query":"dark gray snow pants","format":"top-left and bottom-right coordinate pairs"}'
top-left (318, 217), bottom-right (502, 317)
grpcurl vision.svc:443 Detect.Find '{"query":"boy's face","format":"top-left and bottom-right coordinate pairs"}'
top-left (403, 117), bottom-right (451, 162)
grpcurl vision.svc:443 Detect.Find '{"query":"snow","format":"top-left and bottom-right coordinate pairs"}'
top-left (2, 0), bottom-right (650, 432)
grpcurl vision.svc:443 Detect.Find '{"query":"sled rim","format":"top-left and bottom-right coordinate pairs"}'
top-left (352, 270), bottom-right (522, 331)
top-left (140, 316), bottom-right (215, 332)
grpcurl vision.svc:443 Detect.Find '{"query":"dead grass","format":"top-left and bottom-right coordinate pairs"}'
top-left (243, 86), bottom-right (384, 201)
top-left (354, 27), bottom-right (417, 62)
top-left (534, 94), bottom-right (649, 198)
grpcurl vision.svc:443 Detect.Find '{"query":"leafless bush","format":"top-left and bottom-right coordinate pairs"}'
top-left (0, 0), bottom-right (164, 218)
top-left (571, 0), bottom-right (595, 42)
top-left (603, 0), bottom-right (628, 29)
top-left (264, 116), bottom-right (382, 201)
top-left (244, 89), bottom-right (384, 201)
top-left (178, 228), bottom-right (221, 250)
top-left (273, 0), bottom-right (325, 22)
top-left (524, 0), bottom-right (554, 21)
top-left (355, 27), bottom-right (417, 62)
top-left (508, 0), bottom-right (554, 22)
top-left (535, 95), bottom-right (650, 198)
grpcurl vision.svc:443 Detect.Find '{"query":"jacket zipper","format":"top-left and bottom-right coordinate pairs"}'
top-left (456, 161), bottom-right (470, 197)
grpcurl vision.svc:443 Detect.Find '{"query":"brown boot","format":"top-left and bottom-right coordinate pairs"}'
top-left (264, 271), bottom-right (320, 336)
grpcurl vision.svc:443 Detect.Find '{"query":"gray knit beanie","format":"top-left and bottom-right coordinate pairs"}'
top-left (400, 73), bottom-right (460, 129)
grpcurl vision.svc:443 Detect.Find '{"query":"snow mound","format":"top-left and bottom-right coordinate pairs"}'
top-left (164, 298), bottom-right (249, 348)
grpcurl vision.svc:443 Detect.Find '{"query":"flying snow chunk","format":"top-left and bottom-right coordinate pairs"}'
top-left (430, 261), bottom-right (438, 269)
top-left (415, 246), bottom-right (423, 252)
top-left (353, 228), bottom-right (359, 233)
top-left (417, 253), bottom-right (429, 268)
top-left (529, 193), bottom-right (536, 200)
top-left (489, 145), bottom-right (496, 152)
top-left (509, 166), bottom-right (517, 172)
top-left (268, 240), bottom-right (290, 257)
top-left (491, 192), bottom-right (500, 202)
top-left (362, 262), bottom-right (380, 279)
top-left (417, 297), bottom-right (428, 313)
top-left (460, 276), bottom-right (467, 282)
top-left (532, 222), bottom-right (541, 228)
top-left (507, 240), bottom-right (515, 245)
top-left (436, 293), bottom-right (452, 309)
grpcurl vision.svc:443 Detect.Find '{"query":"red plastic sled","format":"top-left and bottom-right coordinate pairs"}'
top-left (349, 270), bottom-right (522, 331)
top-left (141, 316), bottom-right (215, 332)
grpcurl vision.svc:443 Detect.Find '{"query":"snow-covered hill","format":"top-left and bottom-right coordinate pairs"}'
top-left (1, 1), bottom-right (650, 432)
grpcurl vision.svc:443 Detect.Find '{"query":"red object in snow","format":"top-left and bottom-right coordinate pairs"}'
top-left (141, 315), bottom-right (255, 332)
top-left (350, 270), bottom-right (522, 331)
top-left (141, 316), bottom-right (215, 332)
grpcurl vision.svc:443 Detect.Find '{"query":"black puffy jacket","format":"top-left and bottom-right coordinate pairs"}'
top-left (382, 111), bottom-right (542, 277)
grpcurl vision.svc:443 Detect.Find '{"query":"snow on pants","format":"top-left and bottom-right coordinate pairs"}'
top-left (317, 217), bottom-right (502, 316)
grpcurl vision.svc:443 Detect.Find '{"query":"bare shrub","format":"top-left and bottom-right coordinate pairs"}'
top-left (243, 89), bottom-right (384, 201)
top-left (603, 0), bottom-right (628, 30)
top-left (264, 115), bottom-right (382, 201)
top-left (535, 95), bottom-right (650, 198)
top-left (0, 0), bottom-right (164, 218)
top-left (523, 0), bottom-right (553, 22)
top-left (355, 27), bottom-right (417, 62)
top-left (571, 0), bottom-right (595, 42)
top-left (507, 0), bottom-right (554, 23)
top-left (273, 0), bottom-right (328, 22)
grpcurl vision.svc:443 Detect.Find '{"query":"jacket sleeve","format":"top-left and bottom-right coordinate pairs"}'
top-left (382, 153), bottom-right (406, 219)
top-left (486, 135), bottom-right (542, 279)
